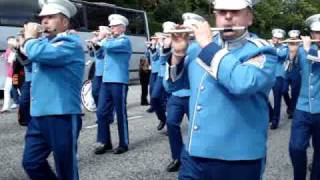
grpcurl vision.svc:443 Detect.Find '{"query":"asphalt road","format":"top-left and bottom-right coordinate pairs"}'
top-left (0, 85), bottom-right (313, 180)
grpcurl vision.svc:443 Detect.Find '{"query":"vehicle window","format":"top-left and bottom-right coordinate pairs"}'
top-left (85, 3), bottom-right (115, 31)
top-left (70, 2), bottom-right (86, 31)
top-left (115, 9), bottom-right (146, 36)
top-left (0, 0), bottom-right (40, 26)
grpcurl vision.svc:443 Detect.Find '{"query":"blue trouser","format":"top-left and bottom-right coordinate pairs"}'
top-left (96, 83), bottom-right (129, 147)
top-left (272, 77), bottom-right (287, 125)
top-left (283, 72), bottom-right (301, 113)
top-left (22, 115), bottom-right (82, 180)
top-left (166, 95), bottom-right (189, 160)
top-left (289, 110), bottom-right (320, 180)
top-left (148, 73), bottom-right (158, 109)
top-left (178, 148), bottom-right (263, 180)
top-left (19, 81), bottom-right (31, 125)
top-left (10, 86), bottom-right (20, 104)
top-left (91, 76), bottom-right (102, 106)
top-left (151, 76), bottom-right (166, 122)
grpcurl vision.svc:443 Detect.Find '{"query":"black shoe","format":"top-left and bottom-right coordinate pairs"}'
top-left (113, 146), bottom-right (128, 154)
top-left (288, 114), bottom-right (293, 119)
top-left (270, 123), bottom-right (278, 130)
top-left (94, 143), bottom-right (113, 155)
top-left (146, 107), bottom-right (154, 113)
top-left (166, 159), bottom-right (180, 172)
top-left (157, 121), bottom-right (166, 131)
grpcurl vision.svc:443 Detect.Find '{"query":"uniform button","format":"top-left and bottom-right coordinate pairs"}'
top-left (311, 98), bottom-right (315, 101)
top-left (200, 86), bottom-right (205, 91)
top-left (193, 125), bottom-right (199, 131)
top-left (310, 73), bottom-right (314, 76)
top-left (31, 97), bottom-right (34, 101)
top-left (196, 105), bottom-right (202, 111)
top-left (310, 86), bottom-right (314, 89)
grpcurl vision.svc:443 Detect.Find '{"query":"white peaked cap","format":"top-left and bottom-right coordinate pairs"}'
top-left (213, 0), bottom-right (260, 10)
top-left (306, 14), bottom-right (320, 31)
top-left (272, 28), bottom-right (286, 39)
top-left (108, 14), bottom-right (129, 26)
top-left (99, 26), bottom-right (111, 33)
top-left (38, 0), bottom-right (77, 18)
top-left (182, 13), bottom-right (205, 28)
top-left (162, 21), bottom-right (177, 33)
top-left (288, 30), bottom-right (300, 38)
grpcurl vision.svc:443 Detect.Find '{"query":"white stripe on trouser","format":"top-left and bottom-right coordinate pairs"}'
top-left (71, 115), bottom-right (79, 180)
top-left (121, 85), bottom-right (129, 145)
top-left (1, 77), bottom-right (12, 111)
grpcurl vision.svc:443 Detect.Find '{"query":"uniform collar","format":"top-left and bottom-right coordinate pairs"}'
top-left (219, 31), bottom-right (250, 50)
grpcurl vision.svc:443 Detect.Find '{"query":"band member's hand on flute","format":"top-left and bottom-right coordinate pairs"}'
top-left (190, 21), bottom-right (212, 48)
top-left (301, 36), bottom-right (312, 52)
top-left (163, 35), bottom-right (172, 49)
top-left (23, 22), bottom-right (42, 40)
top-left (171, 29), bottom-right (189, 65)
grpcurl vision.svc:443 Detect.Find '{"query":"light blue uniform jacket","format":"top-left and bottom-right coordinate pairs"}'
top-left (24, 33), bottom-right (85, 116)
top-left (163, 41), bottom-right (202, 97)
top-left (24, 64), bottom-right (32, 82)
top-left (149, 47), bottom-right (160, 74)
top-left (275, 44), bottom-right (287, 77)
top-left (173, 33), bottom-right (277, 160)
top-left (296, 44), bottom-right (320, 113)
top-left (89, 48), bottom-right (104, 77)
top-left (99, 35), bottom-right (132, 84)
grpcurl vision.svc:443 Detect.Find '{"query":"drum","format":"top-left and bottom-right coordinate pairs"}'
top-left (81, 79), bottom-right (97, 112)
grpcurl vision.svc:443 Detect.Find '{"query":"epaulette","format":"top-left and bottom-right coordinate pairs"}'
top-left (248, 38), bottom-right (270, 48)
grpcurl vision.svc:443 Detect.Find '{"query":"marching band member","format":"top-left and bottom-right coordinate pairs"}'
top-left (270, 28), bottom-right (290, 129)
top-left (0, 36), bottom-right (17, 113)
top-left (145, 40), bottom-right (155, 113)
top-left (162, 14), bottom-right (203, 172)
top-left (169, 0), bottom-right (277, 179)
top-left (149, 32), bottom-right (168, 131)
top-left (94, 14), bottom-right (132, 155)
top-left (21, 0), bottom-right (84, 179)
top-left (87, 26), bottom-right (110, 106)
top-left (282, 30), bottom-right (301, 120)
top-left (289, 14), bottom-right (320, 180)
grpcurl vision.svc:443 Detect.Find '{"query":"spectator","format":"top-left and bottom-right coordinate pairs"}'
top-left (1, 36), bottom-right (17, 113)
top-left (139, 56), bottom-right (151, 105)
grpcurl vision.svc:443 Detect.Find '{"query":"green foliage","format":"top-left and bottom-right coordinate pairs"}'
top-left (86, 0), bottom-right (320, 38)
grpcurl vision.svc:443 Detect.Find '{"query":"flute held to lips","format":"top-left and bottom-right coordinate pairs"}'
top-left (280, 39), bottom-right (320, 43)
top-left (164, 26), bottom-right (246, 34)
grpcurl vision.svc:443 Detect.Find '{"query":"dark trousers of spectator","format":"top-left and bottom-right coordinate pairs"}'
top-left (140, 71), bottom-right (150, 105)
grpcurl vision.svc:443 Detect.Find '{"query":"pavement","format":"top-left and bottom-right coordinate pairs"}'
top-left (0, 85), bottom-right (313, 180)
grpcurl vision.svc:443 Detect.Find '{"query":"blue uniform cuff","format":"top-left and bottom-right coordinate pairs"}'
top-left (307, 48), bottom-right (320, 62)
top-left (198, 42), bottom-right (221, 66)
top-left (309, 48), bottom-right (318, 56)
